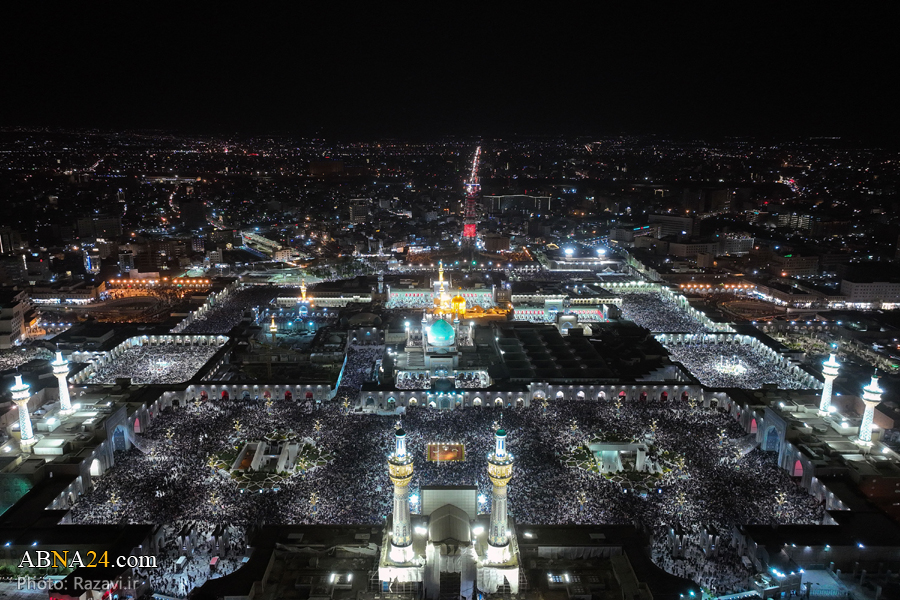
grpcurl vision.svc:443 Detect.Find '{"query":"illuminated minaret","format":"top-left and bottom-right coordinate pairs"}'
top-left (269, 315), bottom-right (277, 345)
top-left (486, 427), bottom-right (514, 563)
top-left (51, 351), bottom-right (74, 415)
top-left (818, 353), bottom-right (840, 416)
top-left (857, 374), bottom-right (883, 446)
top-left (300, 278), bottom-right (307, 302)
top-left (387, 425), bottom-right (415, 562)
top-left (11, 375), bottom-right (36, 448)
top-left (437, 260), bottom-right (449, 313)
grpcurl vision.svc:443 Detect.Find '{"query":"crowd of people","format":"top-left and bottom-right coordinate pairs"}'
top-left (386, 296), bottom-right (440, 310)
top-left (455, 371), bottom-right (489, 388)
top-left (60, 283), bottom-right (828, 597)
top-left (665, 342), bottom-right (809, 389)
top-left (397, 372), bottom-right (431, 389)
top-left (181, 286), bottom-right (283, 334)
top-left (86, 344), bottom-right (222, 384)
top-left (140, 522), bottom-right (246, 597)
top-left (69, 392), bottom-right (822, 595)
top-left (652, 530), bottom-right (751, 595)
top-left (620, 291), bottom-right (710, 333)
top-left (334, 344), bottom-right (383, 400)
top-left (0, 346), bottom-right (52, 372)
top-left (386, 295), bottom-right (495, 310)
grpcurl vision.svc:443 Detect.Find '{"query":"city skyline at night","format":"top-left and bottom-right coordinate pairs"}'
top-left (1, 6), bottom-right (900, 600)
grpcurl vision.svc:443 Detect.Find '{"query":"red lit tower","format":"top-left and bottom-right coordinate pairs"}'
top-left (462, 146), bottom-right (481, 242)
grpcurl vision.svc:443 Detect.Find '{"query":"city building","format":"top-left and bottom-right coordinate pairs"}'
top-left (840, 275), bottom-right (900, 308)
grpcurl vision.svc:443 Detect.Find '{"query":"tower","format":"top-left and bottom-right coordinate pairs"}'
top-left (11, 375), bottom-right (36, 448)
top-left (818, 353), bottom-right (840, 415)
top-left (52, 351), bottom-right (74, 415)
top-left (486, 427), bottom-right (514, 563)
top-left (387, 425), bottom-right (415, 562)
top-left (300, 278), bottom-right (307, 302)
top-left (857, 374), bottom-right (883, 446)
top-left (462, 146), bottom-right (481, 243)
top-left (269, 315), bottom-right (277, 345)
top-left (436, 261), bottom-right (450, 313)
top-left (378, 272), bottom-right (384, 295)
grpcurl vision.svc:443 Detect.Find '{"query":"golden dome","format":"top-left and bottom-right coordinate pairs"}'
top-left (451, 293), bottom-right (466, 316)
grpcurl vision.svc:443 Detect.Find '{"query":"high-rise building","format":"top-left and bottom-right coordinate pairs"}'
top-left (840, 276), bottom-right (900, 307)
top-left (0, 290), bottom-right (29, 349)
top-left (772, 254), bottom-right (819, 277)
top-left (118, 251), bottom-right (135, 273)
top-left (649, 214), bottom-right (694, 238)
top-left (348, 199), bottom-right (370, 225)
top-left (83, 247), bottom-right (101, 274)
top-left (0, 227), bottom-right (23, 255)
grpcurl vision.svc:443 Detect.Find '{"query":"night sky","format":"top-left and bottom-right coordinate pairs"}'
top-left (1, 5), bottom-right (898, 139)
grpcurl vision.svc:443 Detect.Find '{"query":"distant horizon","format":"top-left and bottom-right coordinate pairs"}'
top-left (2, 5), bottom-right (898, 143)
top-left (0, 126), bottom-right (891, 147)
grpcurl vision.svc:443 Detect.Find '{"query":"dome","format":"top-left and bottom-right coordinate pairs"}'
top-left (451, 294), bottom-right (467, 316)
top-left (429, 319), bottom-right (455, 347)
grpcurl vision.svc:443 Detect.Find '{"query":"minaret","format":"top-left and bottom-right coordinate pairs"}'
top-left (818, 353), bottom-right (840, 415)
top-left (438, 260), bottom-right (450, 313)
top-left (486, 427), bottom-right (514, 563)
top-left (51, 351), bottom-right (74, 415)
top-left (300, 278), bottom-right (307, 302)
top-left (11, 375), bottom-right (36, 448)
top-left (387, 425), bottom-right (415, 562)
top-left (269, 315), bottom-right (277, 345)
top-left (857, 374), bottom-right (883, 446)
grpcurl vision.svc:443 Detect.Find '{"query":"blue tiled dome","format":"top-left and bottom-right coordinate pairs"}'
top-left (429, 319), bottom-right (455, 346)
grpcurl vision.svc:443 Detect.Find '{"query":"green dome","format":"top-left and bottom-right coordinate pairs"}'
top-left (429, 319), bottom-right (455, 346)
